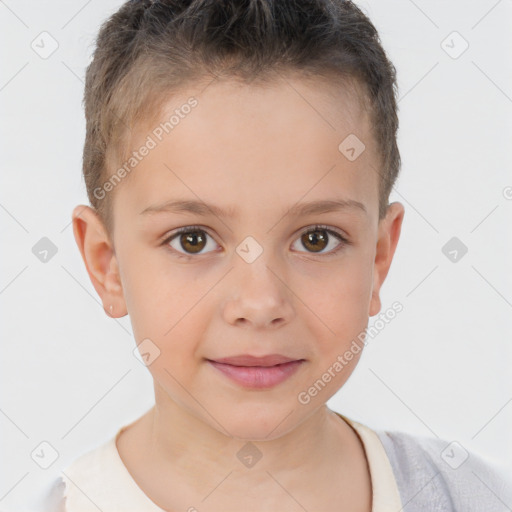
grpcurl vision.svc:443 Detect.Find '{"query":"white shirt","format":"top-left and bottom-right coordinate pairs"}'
top-left (57, 413), bottom-right (402, 511)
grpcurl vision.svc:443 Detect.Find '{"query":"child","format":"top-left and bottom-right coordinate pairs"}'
top-left (43, 0), bottom-right (512, 510)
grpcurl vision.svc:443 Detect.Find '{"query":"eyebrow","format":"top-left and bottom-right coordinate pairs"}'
top-left (140, 197), bottom-right (367, 218)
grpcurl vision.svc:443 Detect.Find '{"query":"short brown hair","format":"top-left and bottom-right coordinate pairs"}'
top-left (83, 0), bottom-right (401, 234)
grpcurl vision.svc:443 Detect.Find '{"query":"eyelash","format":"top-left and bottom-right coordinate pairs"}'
top-left (161, 224), bottom-right (350, 259)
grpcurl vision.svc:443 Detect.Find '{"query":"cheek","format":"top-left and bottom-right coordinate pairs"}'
top-left (299, 257), bottom-right (373, 373)
top-left (305, 257), bottom-right (373, 326)
top-left (300, 269), bottom-right (371, 399)
top-left (117, 245), bottom-right (212, 366)
top-left (143, 311), bottom-right (212, 402)
top-left (116, 240), bottom-right (183, 340)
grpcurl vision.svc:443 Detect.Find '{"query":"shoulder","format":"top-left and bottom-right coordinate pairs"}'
top-left (62, 435), bottom-right (121, 508)
top-left (38, 435), bottom-right (119, 511)
top-left (374, 428), bottom-right (512, 512)
top-left (38, 438), bottom-right (119, 512)
top-left (49, 427), bottom-right (165, 511)
top-left (62, 435), bottom-right (115, 483)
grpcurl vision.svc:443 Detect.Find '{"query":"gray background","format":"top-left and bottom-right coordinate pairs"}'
top-left (1, 0), bottom-right (511, 509)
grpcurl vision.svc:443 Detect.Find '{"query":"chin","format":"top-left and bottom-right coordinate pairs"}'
top-left (210, 405), bottom-right (303, 442)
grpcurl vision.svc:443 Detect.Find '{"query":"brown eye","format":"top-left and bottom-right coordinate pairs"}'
top-left (292, 226), bottom-right (347, 255)
top-left (179, 231), bottom-right (206, 253)
top-left (166, 227), bottom-right (218, 256)
top-left (301, 229), bottom-right (328, 252)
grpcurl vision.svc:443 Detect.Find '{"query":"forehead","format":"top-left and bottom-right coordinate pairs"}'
top-left (112, 74), bottom-right (379, 223)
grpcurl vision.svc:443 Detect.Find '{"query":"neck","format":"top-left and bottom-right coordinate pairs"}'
top-left (117, 383), bottom-right (372, 511)
top-left (143, 383), bottom-right (357, 494)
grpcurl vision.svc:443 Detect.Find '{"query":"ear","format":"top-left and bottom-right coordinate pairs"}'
top-left (369, 202), bottom-right (405, 317)
top-left (71, 205), bottom-right (127, 318)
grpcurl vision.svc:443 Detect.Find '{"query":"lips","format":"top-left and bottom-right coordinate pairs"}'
top-left (208, 354), bottom-right (302, 367)
top-left (206, 354), bottom-right (305, 389)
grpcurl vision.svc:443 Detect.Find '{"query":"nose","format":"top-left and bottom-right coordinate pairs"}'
top-left (222, 255), bottom-right (295, 330)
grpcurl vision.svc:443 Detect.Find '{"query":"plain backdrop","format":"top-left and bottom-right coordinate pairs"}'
top-left (1, 0), bottom-right (511, 510)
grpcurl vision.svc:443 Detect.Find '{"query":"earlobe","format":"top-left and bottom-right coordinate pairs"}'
top-left (369, 202), bottom-right (405, 317)
top-left (71, 205), bottom-right (127, 318)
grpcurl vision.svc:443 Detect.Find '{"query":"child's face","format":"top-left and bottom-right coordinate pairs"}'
top-left (74, 75), bottom-right (403, 438)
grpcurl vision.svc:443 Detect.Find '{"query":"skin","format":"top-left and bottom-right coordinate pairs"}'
top-left (72, 74), bottom-right (404, 511)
